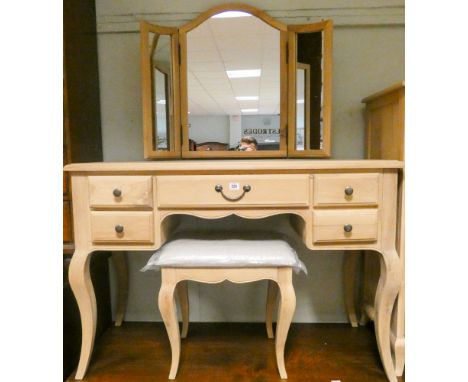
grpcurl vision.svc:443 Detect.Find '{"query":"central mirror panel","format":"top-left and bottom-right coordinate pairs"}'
top-left (181, 9), bottom-right (287, 157)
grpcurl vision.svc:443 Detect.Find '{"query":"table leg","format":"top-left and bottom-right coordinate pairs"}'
top-left (375, 248), bottom-right (402, 382)
top-left (176, 280), bottom-right (189, 339)
top-left (275, 269), bottom-right (296, 379)
top-left (343, 251), bottom-right (361, 328)
top-left (159, 269), bottom-right (180, 380)
top-left (68, 249), bottom-right (96, 380)
top-left (111, 251), bottom-right (128, 327)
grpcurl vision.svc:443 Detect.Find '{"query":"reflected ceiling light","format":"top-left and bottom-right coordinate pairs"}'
top-left (226, 69), bottom-right (261, 78)
top-left (241, 108), bottom-right (258, 113)
top-left (157, 100), bottom-right (166, 104)
top-left (212, 11), bottom-right (252, 18)
top-left (236, 96), bottom-right (259, 101)
top-left (297, 99), bottom-right (304, 104)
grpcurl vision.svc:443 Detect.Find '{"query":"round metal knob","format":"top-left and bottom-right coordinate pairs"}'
top-left (115, 225), bottom-right (124, 233)
top-left (344, 186), bottom-right (354, 196)
top-left (243, 184), bottom-right (251, 192)
top-left (343, 224), bottom-right (353, 233)
top-left (113, 188), bottom-right (122, 197)
top-left (215, 184), bottom-right (223, 192)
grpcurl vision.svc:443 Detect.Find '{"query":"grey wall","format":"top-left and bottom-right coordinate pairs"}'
top-left (95, 0), bottom-right (404, 322)
top-left (189, 115), bottom-right (230, 143)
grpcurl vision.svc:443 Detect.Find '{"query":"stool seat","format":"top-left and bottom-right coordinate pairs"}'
top-left (143, 233), bottom-right (303, 380)
top-left (142, 235), bottom-right (306, 273)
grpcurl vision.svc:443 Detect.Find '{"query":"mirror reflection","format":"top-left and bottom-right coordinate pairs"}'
top-left (296, 31), bottom-right (323, 151)
top-left (186, 11), bottom-right (280, 151)
top-left (150, 33), bottom-right (172, 151)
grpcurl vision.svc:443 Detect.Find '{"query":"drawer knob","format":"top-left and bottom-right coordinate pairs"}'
top-left (343, 224), bottom-right (353, 233)
top-left (344, 186), bottom-right (354, 196)
top-left (214, 184), bottom-right (251, 202)
top-left (115, 225), bottom-right (124, 233)
top-left (113, 188), bottom-right (122, 197)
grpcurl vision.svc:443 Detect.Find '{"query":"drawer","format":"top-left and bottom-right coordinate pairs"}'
top-left (313, 209), bottom-right (378, 243)
top-left (88, 176), bottom-right (153, 208)
top-left (314, 173), bottom-right (380, 207)
top-left (156, 174), bottom-right (310, 208)
top-left (90, 211), bottom-right (154, 243)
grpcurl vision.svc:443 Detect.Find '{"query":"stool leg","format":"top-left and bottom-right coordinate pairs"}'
top-left (158, 269), bottom-right (180, 380)
top-left (266, 280), bottom-right (278, 339)
top-left (275, 269), bottom-right (296, 379)
top-left (176, 280), bottom-right (189, 338)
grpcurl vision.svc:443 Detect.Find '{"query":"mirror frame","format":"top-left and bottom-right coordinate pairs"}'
top-left (179, 3), bottom-right (288, 158)
top-left (140, 5), bottom-right (333, 159)
top-left (140, 21), bottom-right (181, 159)
top-left (287, 20), bottom-right (333, 157)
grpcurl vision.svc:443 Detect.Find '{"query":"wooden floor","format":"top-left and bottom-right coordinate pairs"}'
top-left (67, 322), bottom-right (404, 382)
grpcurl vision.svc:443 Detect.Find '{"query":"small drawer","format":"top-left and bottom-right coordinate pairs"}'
top-left (313, 209), bottom-right (378, 243)
top-left (314, 173), bottom-right (380, 207)
top-left (88, 176), bottom-right (153, 208)
top-left (90, 211), bottom-right (154, 243)
top-left (156, 174), bottom-right (310, 209)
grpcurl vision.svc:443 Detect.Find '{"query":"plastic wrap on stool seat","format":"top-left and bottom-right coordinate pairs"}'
top-left (141, 231), bottom-right (307, 274)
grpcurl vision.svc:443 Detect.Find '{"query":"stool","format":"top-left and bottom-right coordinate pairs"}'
top-left (144, 236), bottom-right (304, 379)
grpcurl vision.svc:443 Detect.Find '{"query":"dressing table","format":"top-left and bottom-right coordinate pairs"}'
top-left (65, 159), bottom-right (403, 382)
top-left (65, 4), bottom-right (404, 382)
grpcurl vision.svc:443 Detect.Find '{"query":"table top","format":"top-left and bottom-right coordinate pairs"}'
top-left (64, 159), bottom-right (404, 173)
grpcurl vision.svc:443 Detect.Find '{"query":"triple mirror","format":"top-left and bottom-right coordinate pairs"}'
top-left (141, 4), bottom-right (332, 159)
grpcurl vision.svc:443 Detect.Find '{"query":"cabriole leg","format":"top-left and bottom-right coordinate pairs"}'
top-left (176, 280), bottom-right (189, 338)
top-left (275, 268), bottom-right (296, 379)
top-left (374, 249), bottom-right (402, 382)
top-left (158, 269), bottom-right (180, 380)
top-left (68, 249), bottom-right (96, 380)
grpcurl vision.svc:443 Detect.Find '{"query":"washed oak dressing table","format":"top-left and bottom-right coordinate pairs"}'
top-left (65, 159), bottom-right (403, 382)
top-left (65, 4), bottom-right (403, 382)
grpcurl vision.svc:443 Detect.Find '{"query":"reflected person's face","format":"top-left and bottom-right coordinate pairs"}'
top-left (239, 142), bottom-right (256, 151)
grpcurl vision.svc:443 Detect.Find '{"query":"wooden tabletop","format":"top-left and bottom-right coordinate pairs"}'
top-left (64, 159), bottom-right (404, 173)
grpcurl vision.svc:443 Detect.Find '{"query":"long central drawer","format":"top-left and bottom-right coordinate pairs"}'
top-left (156, 175), bottom-right (310, 208)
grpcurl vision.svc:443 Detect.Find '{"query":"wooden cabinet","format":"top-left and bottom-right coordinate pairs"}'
top-left (63, 0), bottom-right (104, 247)
top-left (63, 1), bottom-right (112, 379)
top-left (363, 82), bottom-right (405, 161)
top-left (344, 82), bottom-right (405, 377)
